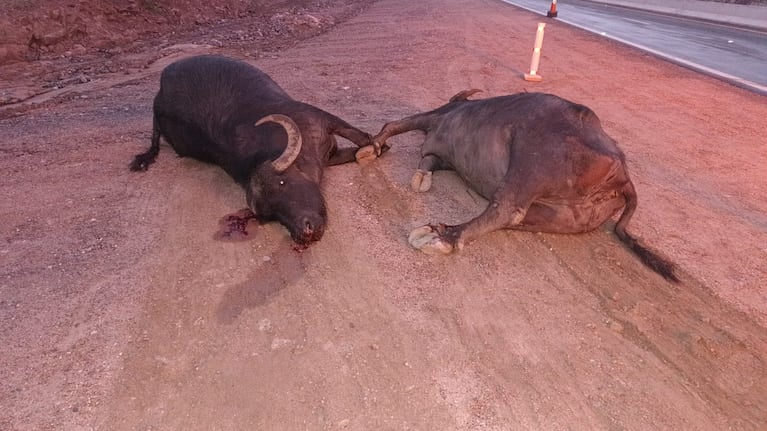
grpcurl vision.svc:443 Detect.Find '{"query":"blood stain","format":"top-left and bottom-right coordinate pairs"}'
top-left (214, 208), bottom-right (259, 241)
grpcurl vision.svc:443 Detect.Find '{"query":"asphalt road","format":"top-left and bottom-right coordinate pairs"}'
top-left (502, 0), bottom-right (767, 94)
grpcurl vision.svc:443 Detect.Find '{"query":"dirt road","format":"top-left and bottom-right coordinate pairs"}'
top-left (2, 0), bottom-right (766, 429)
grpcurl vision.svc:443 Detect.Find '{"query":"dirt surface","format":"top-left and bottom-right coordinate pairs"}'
top-left (2, 0), bottom-right (766, 429)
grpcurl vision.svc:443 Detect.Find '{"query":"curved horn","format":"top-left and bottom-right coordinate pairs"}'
top-left (255, 114), bottom-right (302, 172)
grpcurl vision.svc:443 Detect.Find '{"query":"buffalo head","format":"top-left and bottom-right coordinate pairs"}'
top-left (245, 114), bottom-right (327, 245)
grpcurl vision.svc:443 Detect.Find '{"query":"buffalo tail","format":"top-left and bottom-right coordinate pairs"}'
top-left (615, 181), bottom-right (679, 283)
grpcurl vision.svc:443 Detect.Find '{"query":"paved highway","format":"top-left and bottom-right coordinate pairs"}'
top-left (502, 0), bottom-right (767, 95)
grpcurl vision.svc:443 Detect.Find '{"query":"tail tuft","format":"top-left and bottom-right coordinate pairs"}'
top-left (615, 180), bottom-right (679, 283)
top-left (130, 123), bottom-right (161, 171)
top-left (615, 228), bottom-right (679, 283)
top-left (129, 150), bottom-right (158, 171)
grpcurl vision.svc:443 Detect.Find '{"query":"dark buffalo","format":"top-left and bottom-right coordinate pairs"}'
top-left (372, 90), bottom-right (678, 282)
top-left (130, 55), bottom-right (377, 245)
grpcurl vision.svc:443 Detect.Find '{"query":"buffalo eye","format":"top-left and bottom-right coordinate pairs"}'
top-left (279, 180), bottom-right (285, 185)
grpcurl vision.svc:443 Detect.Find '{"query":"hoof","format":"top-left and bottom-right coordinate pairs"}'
top-left (410, 170), bottom-right (433, 192)
top-left (408, 225), bottom-right (454, 255)
top-left (355, 145), bottom-right (379, 164)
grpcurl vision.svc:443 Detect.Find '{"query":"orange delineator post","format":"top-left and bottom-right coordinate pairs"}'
top-left (547, 0), bottom-right (558, 18)
top-left (524, 23), bottom-right (546, 82)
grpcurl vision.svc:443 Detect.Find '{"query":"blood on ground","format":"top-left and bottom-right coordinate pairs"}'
top-left (214, 208), bottom-right (259, 241)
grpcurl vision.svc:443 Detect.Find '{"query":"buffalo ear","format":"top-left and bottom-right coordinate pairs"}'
top-left (255, 114), bottom-right (302, 172)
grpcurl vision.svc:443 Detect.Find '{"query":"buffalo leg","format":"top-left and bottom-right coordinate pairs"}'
top-left (411, 154), bottom-right (445, 192)
top-left (358, 113), bottom-right (436, 163)
top-left (324, 136), bottom-right (382, 166)
top-left (334, 125), bottom-right (383, 164)
top-left (327, 116), bottom-right (374, 150)
top-left (372, 114), bottom-right (434, 151)
top-left (324, 114), bottom-right (381, 163)
top-left (333, 124), bottom-right (372, 148)
top-left (409, 178), bottom-right (537, 254)
top-left (327, 147), bottom-right (361, 166)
